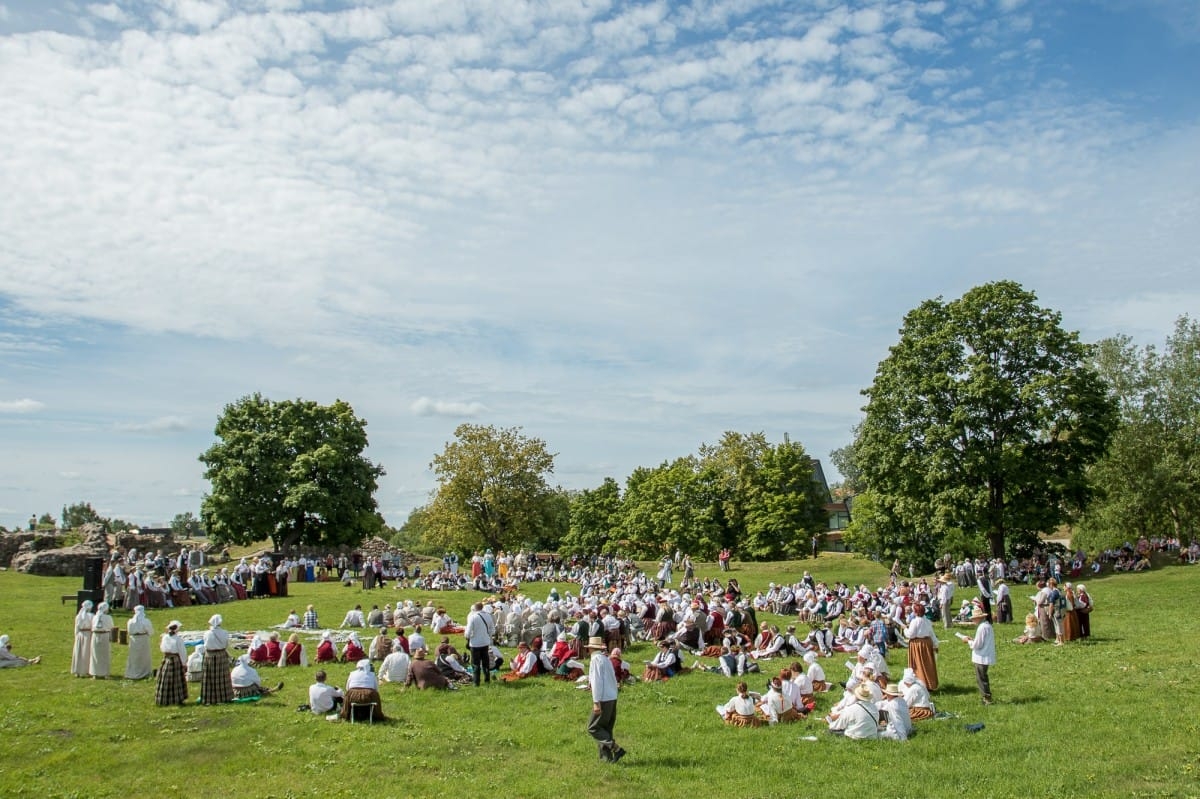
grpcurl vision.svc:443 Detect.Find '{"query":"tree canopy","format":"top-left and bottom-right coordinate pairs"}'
top-left (848, 280), bottom-right (1116, 565)
top-left (1075, 316), bottom-right (1200, 550)
top-left (423, 424), bottom-right (559, 553)
top-left (199, 394), bottom-right (385, 552)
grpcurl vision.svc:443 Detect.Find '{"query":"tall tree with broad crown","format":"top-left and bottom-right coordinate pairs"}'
top-left (199, 394), bottom-right (385, 552)
top-left (425, 424), bottom-right (557, 553)
top-left (853, 281), bottom-right (1116, 561)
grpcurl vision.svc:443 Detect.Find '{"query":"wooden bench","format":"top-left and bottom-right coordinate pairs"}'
top-left (62, 594), bottom-right (76, 605)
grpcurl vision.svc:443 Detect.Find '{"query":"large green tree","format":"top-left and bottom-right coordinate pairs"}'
top-left (562, 477), bottom-right (623, 555)
top-left (743, 436), bottom-right (829, 560)
top-left (619, 457), bottom-right (718, 558)
top-left (853, 281), bottom-right (1116, 562)
top-left (199, 394), bottom-right (385, 552)
top-left (424, 424), bottom-right (557, 553)
top-left (1075, 316), bottom-right (1200, 550)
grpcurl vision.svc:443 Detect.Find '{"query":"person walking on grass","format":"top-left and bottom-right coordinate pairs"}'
top-left (586, 636), bottom-right (625, 763)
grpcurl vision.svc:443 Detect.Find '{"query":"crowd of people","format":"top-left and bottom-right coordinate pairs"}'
top-left (45, 543), bottom-right (1126, 747)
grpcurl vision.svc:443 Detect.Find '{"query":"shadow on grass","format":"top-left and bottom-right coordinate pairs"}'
top-left (996, 694), bottom-right (1045, 706)
top-left (932, 685), bottom-right (978, 696)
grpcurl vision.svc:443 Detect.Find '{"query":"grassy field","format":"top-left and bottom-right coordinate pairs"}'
top-left (1, 553), bottom-right (1198, 799)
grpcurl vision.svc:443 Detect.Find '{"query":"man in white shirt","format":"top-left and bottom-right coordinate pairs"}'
top-left (309, 670), bottom-right (344, 716)
top-left (827, 682), bottom-right (880, 739)
top-left (937, 575), bottom-right (955, 629)
top-left (963, 608), bottom-right (995, 705)
top-left (341, 605), bottom-right (366, 628)
top-left (586, 636), bottom-right (624, 763)
top-left (463, 602), bottom-right (495, 686)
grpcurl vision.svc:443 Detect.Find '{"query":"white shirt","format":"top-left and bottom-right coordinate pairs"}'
top-left (379, 651), bottom-right (411, 683)
top-left (464, 610), bottom-right (493, 648)
top-left (588, 651), bottom-right (618, 702)
top-left (880, 696), bottom-right (912, 740)
top-left (717, 693), bottom-right (757, 717)
top-left (829, 701), bottom-right (880, 739)
top-left (970, 622), bottom-right (996, 666)
top-left (309, 682), bottom-right (342, 714)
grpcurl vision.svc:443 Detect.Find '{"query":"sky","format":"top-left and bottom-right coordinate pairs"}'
top-left (1, 0), bottom-right (1198, 532)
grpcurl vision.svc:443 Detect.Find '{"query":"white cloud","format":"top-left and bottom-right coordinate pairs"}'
top-left (892, 26), bottom-right (946, 51)
top-left (59, 471), bottom-right (81, 479)
top-left (115, 416), bottom-right (190, 434)
top-left (0, 398), bottom-right (44, 413)
top-left (410, 398), bottom-right (487, 417)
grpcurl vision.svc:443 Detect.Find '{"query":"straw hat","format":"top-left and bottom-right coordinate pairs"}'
top-left (853, 682), bottom-right (874, 701)
top-left (584, 636), bottom-right (606, 650)
top-left (883, 683), bottom-right (903, 697)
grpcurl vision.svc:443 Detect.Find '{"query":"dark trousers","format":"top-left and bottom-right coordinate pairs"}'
top-left (588, 699), bottom-right (618, 756)
top-left (470, 645), bottom-right (491, 685)
top-left (1078, 611), bottom-right (1091, 638)
top-left (974, 663), bottom-right (992, 701)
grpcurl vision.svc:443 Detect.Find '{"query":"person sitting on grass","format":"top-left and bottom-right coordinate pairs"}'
top-left (900, 668), bottom-right (935, 720)
top-left (379, 640), bottom-right (411, 685)
top-left (405, 648), bottom-right (454, 690)
top-left (315, 631), bottom-right (337, 663)
top-left (501, 642), bottom-right (540, 682)
top-left (879, 683), bottom-right (912, 741)
top-left (716, 681), bottom-right (762, 727)
top-left (804, 651), bottom-right (828, 692)
top-left (230, 654), bottom-right (283, 699)
top-left (642, 640), bottom-right (682, 682)
top-left (1013, 614), bottom-right (1042, 645)
top-left (279, 633), bottom-right (307, 667)
top-left (826, 682), bottom-right (880, 740)
top-left (340, 659), bottom-right (387, 721)
top-left (341, 632), bottom-right (366, 664)
top-left (309, 670), bottom-right (343, 717)
top-left (0, 634), bottom-right (41, 667)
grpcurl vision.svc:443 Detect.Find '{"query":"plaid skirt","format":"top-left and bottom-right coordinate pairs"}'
top-left (155, 653), bottom-right (188, 705)
top-left (201, 648), bottom-right (234, 704)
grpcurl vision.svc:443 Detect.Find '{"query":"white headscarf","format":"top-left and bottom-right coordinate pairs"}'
top-left (348, 632), bottom-right (361, 648)
top-left (0, 634), bottom-right (9, 648)
top-left (132, 605), bottom-right (147, 623)
top-left (209, 614), bottom-right (223, 628)
top-left (75, 600), bottom-right (94, 627)
top-left (96, 602), bottom-right (110, 615)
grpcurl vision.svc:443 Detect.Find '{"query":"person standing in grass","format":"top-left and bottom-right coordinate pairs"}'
top-left (124, 605), bottom-right (154, 680)
top-left (155, 620), bottom-right (188, 706)
top-left (904, 602), bottom-right (939, 691)
top-left (586, 636), bottom-right (625, 763)
top-left (71, 600), bottom-right (94, 678)
top-left (201, 614), bottom-right (234, 704)
top-left (960, 608), bottom-right (995, 706)
top-left (89, 601), bottom-right (114, 679)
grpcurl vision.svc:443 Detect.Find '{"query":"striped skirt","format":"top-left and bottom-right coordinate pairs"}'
top-left (155, 653), bottom-right (188, 705)
top-left (200, 648), bottom-right (234, 704)
top-left (909, 705), bottom-right (935, 721)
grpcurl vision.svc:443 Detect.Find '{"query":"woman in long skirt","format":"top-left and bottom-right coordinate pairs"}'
top-left (124, 605), bottom-right (155, 679)
top-left (71, 600), bottom-right (94, 678)
top-left (903, 603), bottom-right (939, 691)
top-left (89, 602), bottom-right (114, 679)
top-left (155, 621), bottom-right (188, 706)
top-left (200, 614), bottom-right (234, 704)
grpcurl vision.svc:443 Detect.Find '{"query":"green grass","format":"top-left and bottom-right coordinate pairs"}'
top-left (1, 554), bottom-right (1198, 798)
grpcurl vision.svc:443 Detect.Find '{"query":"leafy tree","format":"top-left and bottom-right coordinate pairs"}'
top-left (742, 436), bottom-right (829, 560)
top-left (829, 430), bottom-right (865, 495)
top-left (199, 394), bottom-right (385, 553)
top-left (699, 431), bottom-right (771, 551)
top-left (170, 511), bottom-right (202, 540)
top-left (62, 502), bottom-right (102, 530)
top-left (1075, 316), bottom-right (1200, 550)
top-left (424, 424), bottom-right (557, 553)
top-left (854, 281), bottom-right (1116, 562)
top-left (562, 477), bottom-right (623, 555)
top-left (619, 457), bottom-right (719, 558)
top-left (35, 512), bottom-right (56, 531)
